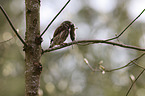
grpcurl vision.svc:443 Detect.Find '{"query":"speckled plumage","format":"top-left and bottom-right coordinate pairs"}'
top-left (49, 21), bottom-right (75, 48)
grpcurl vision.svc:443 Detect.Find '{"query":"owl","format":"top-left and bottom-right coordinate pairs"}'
top-left (49, 21), bottom-right (75, 48)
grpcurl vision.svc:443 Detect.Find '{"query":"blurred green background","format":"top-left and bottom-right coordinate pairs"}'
top-left (0, 0), bottom-right (145, 96)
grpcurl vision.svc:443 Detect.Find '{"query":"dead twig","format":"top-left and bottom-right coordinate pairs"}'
top-left (42, 40), bottom-right (145, 54)
top-left (105, 9), bottom-right (145, 41)
top-left (126, 69), bottom-right (145, 96)
top-left (0, 5), bottom-right (27, 46)
top-left (40, 0), bottom-right (71, 37)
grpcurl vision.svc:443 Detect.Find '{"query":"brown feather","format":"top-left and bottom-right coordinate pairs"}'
top-left (70, 24), bottom-right (75, 41)
top-left (49, 21), bottom-right (76, 48)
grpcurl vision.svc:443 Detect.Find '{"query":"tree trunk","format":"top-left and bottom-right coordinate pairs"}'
top-left (25, 0), bottom-right (41, 96)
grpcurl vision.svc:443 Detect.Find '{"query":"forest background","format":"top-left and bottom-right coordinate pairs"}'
top-left (0, 0), bottom-right (145, 96)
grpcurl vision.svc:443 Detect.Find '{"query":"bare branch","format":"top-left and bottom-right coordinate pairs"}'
top-left (42, 40), bottom-right (145, 54)
top-left (84, 58), bottom-right (97, 72)
top-left (83, 53), bottom-right (145, 96)
top-left (83, 53), bottom-right (145, 72)
top-left (40, 0), bottom-right (71, 37)
top-left (0, 5), bottom-right (27, 46)
top-left (132, 61), bottom-right (145, 69)
top-left (0, 38), bottom-right (13, 44)
top-left (105, 9), bottom-right (145, 41)
top-left (104, 53), bottom-right (145, 72)
top-left (126, 69), bottom-right (145, 96)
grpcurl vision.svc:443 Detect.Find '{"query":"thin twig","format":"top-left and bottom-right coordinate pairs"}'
top-left (42, 40), bottom-right (145, 54)
top-left (126, 69), bottom-right (145, 96)
top-left (40, 0), bottom-right (71, 37)
top-left (84, 58), bottom-right (96, 72)
top-left (105, 9), bottom-right (145, 41)
top-left (83, 53), bottom-right (145, 72)
top-left (0, 5), bottom-right (27, 46)
top-left (0, 37), bottom-right (13, 44)
top-left (132, 61), bottom-right (145, 69)
top-left (105, 53), bottom-right (145, 72)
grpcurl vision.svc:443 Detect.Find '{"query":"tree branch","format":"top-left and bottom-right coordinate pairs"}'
top-left (84, 53), bottom-right (145, 72)
top-left (84, 52), bottom-right (145, 96)
top-left (105, 9), bottom-right (145, 41)
top-left (40, 0), bottom-right (71, 37)
top-left (126, 69), bottom-right (145, 96)
top-left (0, 5), bottom-right (27, 46)
top-left (42, 40), bottom-right (145, 54)
top-left (0, 37), bottom-right (13, 44)
top-left (105, 53), bottom-right (145, 72)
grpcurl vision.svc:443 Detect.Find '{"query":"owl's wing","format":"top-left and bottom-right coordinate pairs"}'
top-left (49, 27), bottom-right (69, 48)
top-left (53, 25), bottom-right (66, 37)
top-left (70, 24), bottom-right (75, 41)
top-left (59, 28), bottom-right (69, 41)
top-left (50, 25), bottom-right (69, 44)
top-left (50, 25), bottom-right (63, 43)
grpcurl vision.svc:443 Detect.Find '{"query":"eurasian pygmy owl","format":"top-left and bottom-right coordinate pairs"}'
top-left (49, 21), bottom-right (75, 48)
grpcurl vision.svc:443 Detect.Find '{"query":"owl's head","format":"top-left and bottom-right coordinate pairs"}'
top-left (61, 21), bottom-right (74, 28)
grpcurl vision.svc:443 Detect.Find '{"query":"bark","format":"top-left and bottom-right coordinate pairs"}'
top-left (25, 0), bottom-right (42, 96)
